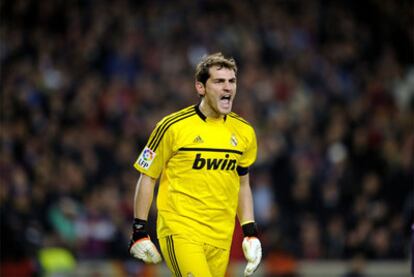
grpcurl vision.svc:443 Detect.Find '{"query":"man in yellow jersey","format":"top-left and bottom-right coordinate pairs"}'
top-left (128, 53), bottom-right (262, 277)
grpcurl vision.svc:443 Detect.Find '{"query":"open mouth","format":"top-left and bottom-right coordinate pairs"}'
top-left (219, 95), bottom-right (232, 109)
top-left (220, 95), bottom-right (231, 102)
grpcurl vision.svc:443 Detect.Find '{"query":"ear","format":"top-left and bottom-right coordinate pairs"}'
top-left (195, 81), bottom-right (205, 97)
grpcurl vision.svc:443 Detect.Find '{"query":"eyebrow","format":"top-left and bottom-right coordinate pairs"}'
top-left (211, 77), bottom-right (237, 82)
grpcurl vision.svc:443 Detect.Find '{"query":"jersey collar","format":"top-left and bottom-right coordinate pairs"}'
top-left (195, 104), bottom-right (227, 122)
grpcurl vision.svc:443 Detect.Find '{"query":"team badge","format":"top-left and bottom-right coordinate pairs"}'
top-left (136, 147), bottom-right (156, 169)
top-left (230, 134), bottom-right (238, 146)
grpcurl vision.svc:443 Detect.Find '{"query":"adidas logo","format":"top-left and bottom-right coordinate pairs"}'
top-left (193, 135), bottom-right (204, 143)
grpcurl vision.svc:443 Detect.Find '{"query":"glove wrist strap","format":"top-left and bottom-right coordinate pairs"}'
top-left (242, 222), bottom-right (258, 237)
top-left (132, 218), bottom-right (148, 240)
top-left (133, 218), bottom-right (147, 229)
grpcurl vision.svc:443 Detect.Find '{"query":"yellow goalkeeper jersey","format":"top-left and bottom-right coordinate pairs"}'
top-left (134, 105), bottom-right (257, 249)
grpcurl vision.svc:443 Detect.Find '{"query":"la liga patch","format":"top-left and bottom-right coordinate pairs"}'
top-left (136, 147), bottom-right (156, 169)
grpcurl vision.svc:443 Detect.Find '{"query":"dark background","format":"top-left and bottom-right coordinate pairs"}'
top-left (1, 0), bottom-right (413, 275)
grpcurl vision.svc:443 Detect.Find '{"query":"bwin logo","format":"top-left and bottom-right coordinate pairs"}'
top-left (192, 153), bottom-right (237, 170)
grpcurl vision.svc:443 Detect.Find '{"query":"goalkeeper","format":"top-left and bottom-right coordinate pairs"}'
top-left (129, 53), bottom-right (262, 276)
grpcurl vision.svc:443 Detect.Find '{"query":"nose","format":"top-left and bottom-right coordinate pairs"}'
top-left (223, 81), bottom-right (233, 91)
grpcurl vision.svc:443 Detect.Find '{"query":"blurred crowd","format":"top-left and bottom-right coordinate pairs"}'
top-left (1, 0), bottom-right (413, 275)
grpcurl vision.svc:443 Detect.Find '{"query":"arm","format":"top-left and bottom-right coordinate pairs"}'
top-left (237, 173), bottom-right (262, 276)
top-left (237, 173), bottom-right (255, 225)
top-left (129, 173), bottom-right (162, 263)
top-left (134, 173), bottom-right (157, 220)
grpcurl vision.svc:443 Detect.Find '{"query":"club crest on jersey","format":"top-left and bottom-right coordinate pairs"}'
top-left (230, 134), bottom-right (238, 146)
top-left (137, 147), bottom-right (156, 169)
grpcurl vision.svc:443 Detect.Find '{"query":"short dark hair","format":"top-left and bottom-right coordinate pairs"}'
top-left (195, 52), bottom-right (237, 85)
